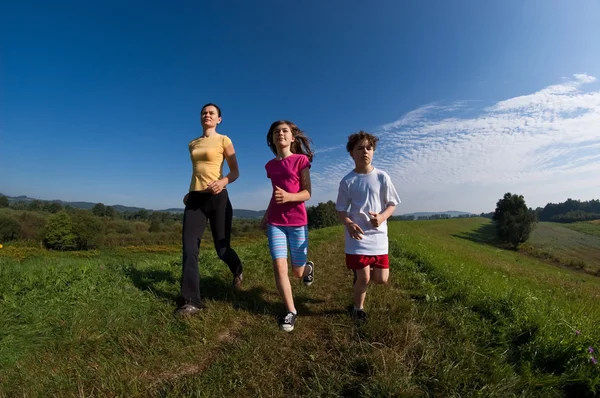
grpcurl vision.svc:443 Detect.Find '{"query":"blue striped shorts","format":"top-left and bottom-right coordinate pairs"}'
top-left (267, 224), bottom-right (308, 267)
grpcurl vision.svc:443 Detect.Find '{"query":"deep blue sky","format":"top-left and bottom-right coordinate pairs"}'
top-left (2, 0), bottom-right (599, 212)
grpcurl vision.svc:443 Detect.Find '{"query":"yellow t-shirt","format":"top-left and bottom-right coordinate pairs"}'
top-left (188, 133), bottom-right (233, 192)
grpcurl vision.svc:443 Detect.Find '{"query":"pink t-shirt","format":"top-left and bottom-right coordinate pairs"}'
top-left (265, 154), bottom-right (311, 226)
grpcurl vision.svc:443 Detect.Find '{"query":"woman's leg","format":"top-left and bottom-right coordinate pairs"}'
top-left (208, 191), bottom-right (243, 277)
top-left (181, 194), bottom-right (208, 307)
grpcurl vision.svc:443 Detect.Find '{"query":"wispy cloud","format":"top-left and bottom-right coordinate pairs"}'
top-left (314, 145), bottom-right (344, 154)
top-left (310, 73), bottom-right (600, 212)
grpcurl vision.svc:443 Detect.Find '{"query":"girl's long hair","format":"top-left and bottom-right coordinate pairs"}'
top-left (266, 120), bottom-right (314, 162)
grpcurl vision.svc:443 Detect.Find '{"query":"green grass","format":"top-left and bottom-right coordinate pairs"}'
top-left (1, 219), bottom-right (600, 397)
top-left (522, 222), bottom-right (600, 273)
top-left (560, 220), bottom-right (600, 238)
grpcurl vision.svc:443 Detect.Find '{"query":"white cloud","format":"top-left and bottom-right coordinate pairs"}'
top-left (314, 144), bottom-right (344, 154)
top-left (574, 73), bottom-right (597, 84)
top-left (311, 74), bottom-right (600, 213)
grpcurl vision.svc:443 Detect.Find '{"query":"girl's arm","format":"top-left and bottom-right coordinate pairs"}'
top-left (207, 143), bottom-right (239, 194)
top-left (274, 167), bottom-right (311, 204)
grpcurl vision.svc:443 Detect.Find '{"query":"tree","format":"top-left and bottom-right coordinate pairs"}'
top-left (46, 202), bottom-right (63, 214)
top-left (104, 206), bottom-right (116, 218)
top-left (307, 201), bottom-right (339, 229)
top-left (16, 211), bottom-right (47, 241)
top-left (28, 200), bottom-right (44, 212)
top-left (0, 214), bottom-right (21, 241)
top-left (149, 212), bottom-right (163, 232)
top-left (0, 195), bottom-right (9, 208)
top-left (72, 210), bottom-right (105, 249)
top-left (135, 209), bottom-right (149, 220)
top-left (43, 211), bottom-right (77, 250)
top-left (493, 193), bottom-right (537, 247)
top-left (92, 203), bottom-right (106, 217)
top-left (11, 201), bottom-right (27, 210)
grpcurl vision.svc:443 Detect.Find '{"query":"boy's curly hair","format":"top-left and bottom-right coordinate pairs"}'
top-left (346, 131), bottom-right (379, 152)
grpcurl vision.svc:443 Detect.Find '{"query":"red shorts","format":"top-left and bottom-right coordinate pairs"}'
top-left (345, 254), bottom-right (389, 270)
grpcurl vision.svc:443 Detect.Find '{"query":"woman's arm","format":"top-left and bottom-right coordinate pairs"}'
top-left (207, 143), bottom-right (239, 194)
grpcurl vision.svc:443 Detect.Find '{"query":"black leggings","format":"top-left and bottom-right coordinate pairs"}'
top-left (181, 190), bottom-right (243, 306)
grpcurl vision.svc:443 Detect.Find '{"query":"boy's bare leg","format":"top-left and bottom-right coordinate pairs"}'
top-left (371, 268), bottom-right (389, 284)
top-left (273, 258), bottom-right (296, 312)
top-left (353, 266), bottom-right (371, 309)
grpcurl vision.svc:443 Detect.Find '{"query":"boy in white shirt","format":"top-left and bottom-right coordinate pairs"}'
top-left (335, 131), bottom-right (401, 323)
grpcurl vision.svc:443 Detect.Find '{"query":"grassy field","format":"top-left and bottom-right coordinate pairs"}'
top-left (560, 220), bottom-right (600, 238)
top-left (522, 222), bottom-right (600, 274)
top-left (1, 218), bottom-right (600, 397)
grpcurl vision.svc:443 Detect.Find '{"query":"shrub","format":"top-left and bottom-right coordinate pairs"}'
top-left (43, 211), bottom-right (77, 250)
top-left (0, 214), bottom-right (21, 241)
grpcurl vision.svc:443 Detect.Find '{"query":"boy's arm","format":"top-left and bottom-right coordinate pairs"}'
top-left (368, 172), bottom-right (400, 227)
top-left (338, 210), bottom-right (364, 240)
top-left (368, 204), bottom-right (396, 228)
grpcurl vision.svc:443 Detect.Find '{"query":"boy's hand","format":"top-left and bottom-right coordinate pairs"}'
top-left (368, 212), bottom-right (384, 228)
top-left (274, 186), bottom-right (291, 204)
top-left (345, 221), bottom-right (364, 240)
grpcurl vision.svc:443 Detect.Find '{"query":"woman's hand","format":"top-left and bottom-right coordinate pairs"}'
top-left (207, 179), bottom-right (226, 195)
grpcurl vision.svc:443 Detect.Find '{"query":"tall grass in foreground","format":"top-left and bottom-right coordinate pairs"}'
top-left (390, 219), bottom-right (600, 396)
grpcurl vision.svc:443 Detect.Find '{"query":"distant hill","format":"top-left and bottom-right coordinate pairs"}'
top-left (400, 211), bottom-right (474, 218)
top-left (161, 208), bottom-right (265, 218)
top-left (0, 193), bottom-right (265, 218)
top-left (2, 193), bottom-right (470, 220)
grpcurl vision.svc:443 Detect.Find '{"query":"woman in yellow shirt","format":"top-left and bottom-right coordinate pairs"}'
top-left (177, 103), bottom-right (244, 315)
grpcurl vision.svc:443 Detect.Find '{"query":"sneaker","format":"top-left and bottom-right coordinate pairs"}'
top-left (352, 308), bottom-right (368, 324)
top-left (303, 261), bottom-right (314, 286)
top-left (280, 311), bottom-right (297, 332)
top-left (176, 303), bottom-right (205, 316)
top-left (233, 273), bottom-right (243, 290)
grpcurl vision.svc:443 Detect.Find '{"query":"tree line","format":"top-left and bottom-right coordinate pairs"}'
top-left (535, 198), bottom-right (600, 223)
top-left (391, 213), bottom-right (490, 221)
top-left (0, 196), bottom-right (341, 250)
top-left (2, 194), bottom-right (597, 251)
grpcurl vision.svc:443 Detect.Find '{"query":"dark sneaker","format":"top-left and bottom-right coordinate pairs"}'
top-left (303, 261), bottom-right (314, 286)
top-left (176, 303), bottom-right (205, 316)
top-left (233, 273), bottom-right (243, 290)
top-left (280, 311), bottom-right (297, 332)
top-left (352, 309), bottom-right (368, 325)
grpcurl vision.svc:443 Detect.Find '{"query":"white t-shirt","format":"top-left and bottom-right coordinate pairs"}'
top-left (335, 167), bottom-right (401, 255)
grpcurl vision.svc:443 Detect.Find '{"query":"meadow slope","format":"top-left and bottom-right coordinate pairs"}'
top-left (1, 218), bottom-right (599, 397)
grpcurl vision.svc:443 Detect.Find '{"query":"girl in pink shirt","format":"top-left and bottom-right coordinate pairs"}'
top-left (260, 120), bottom-right (315, 332)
